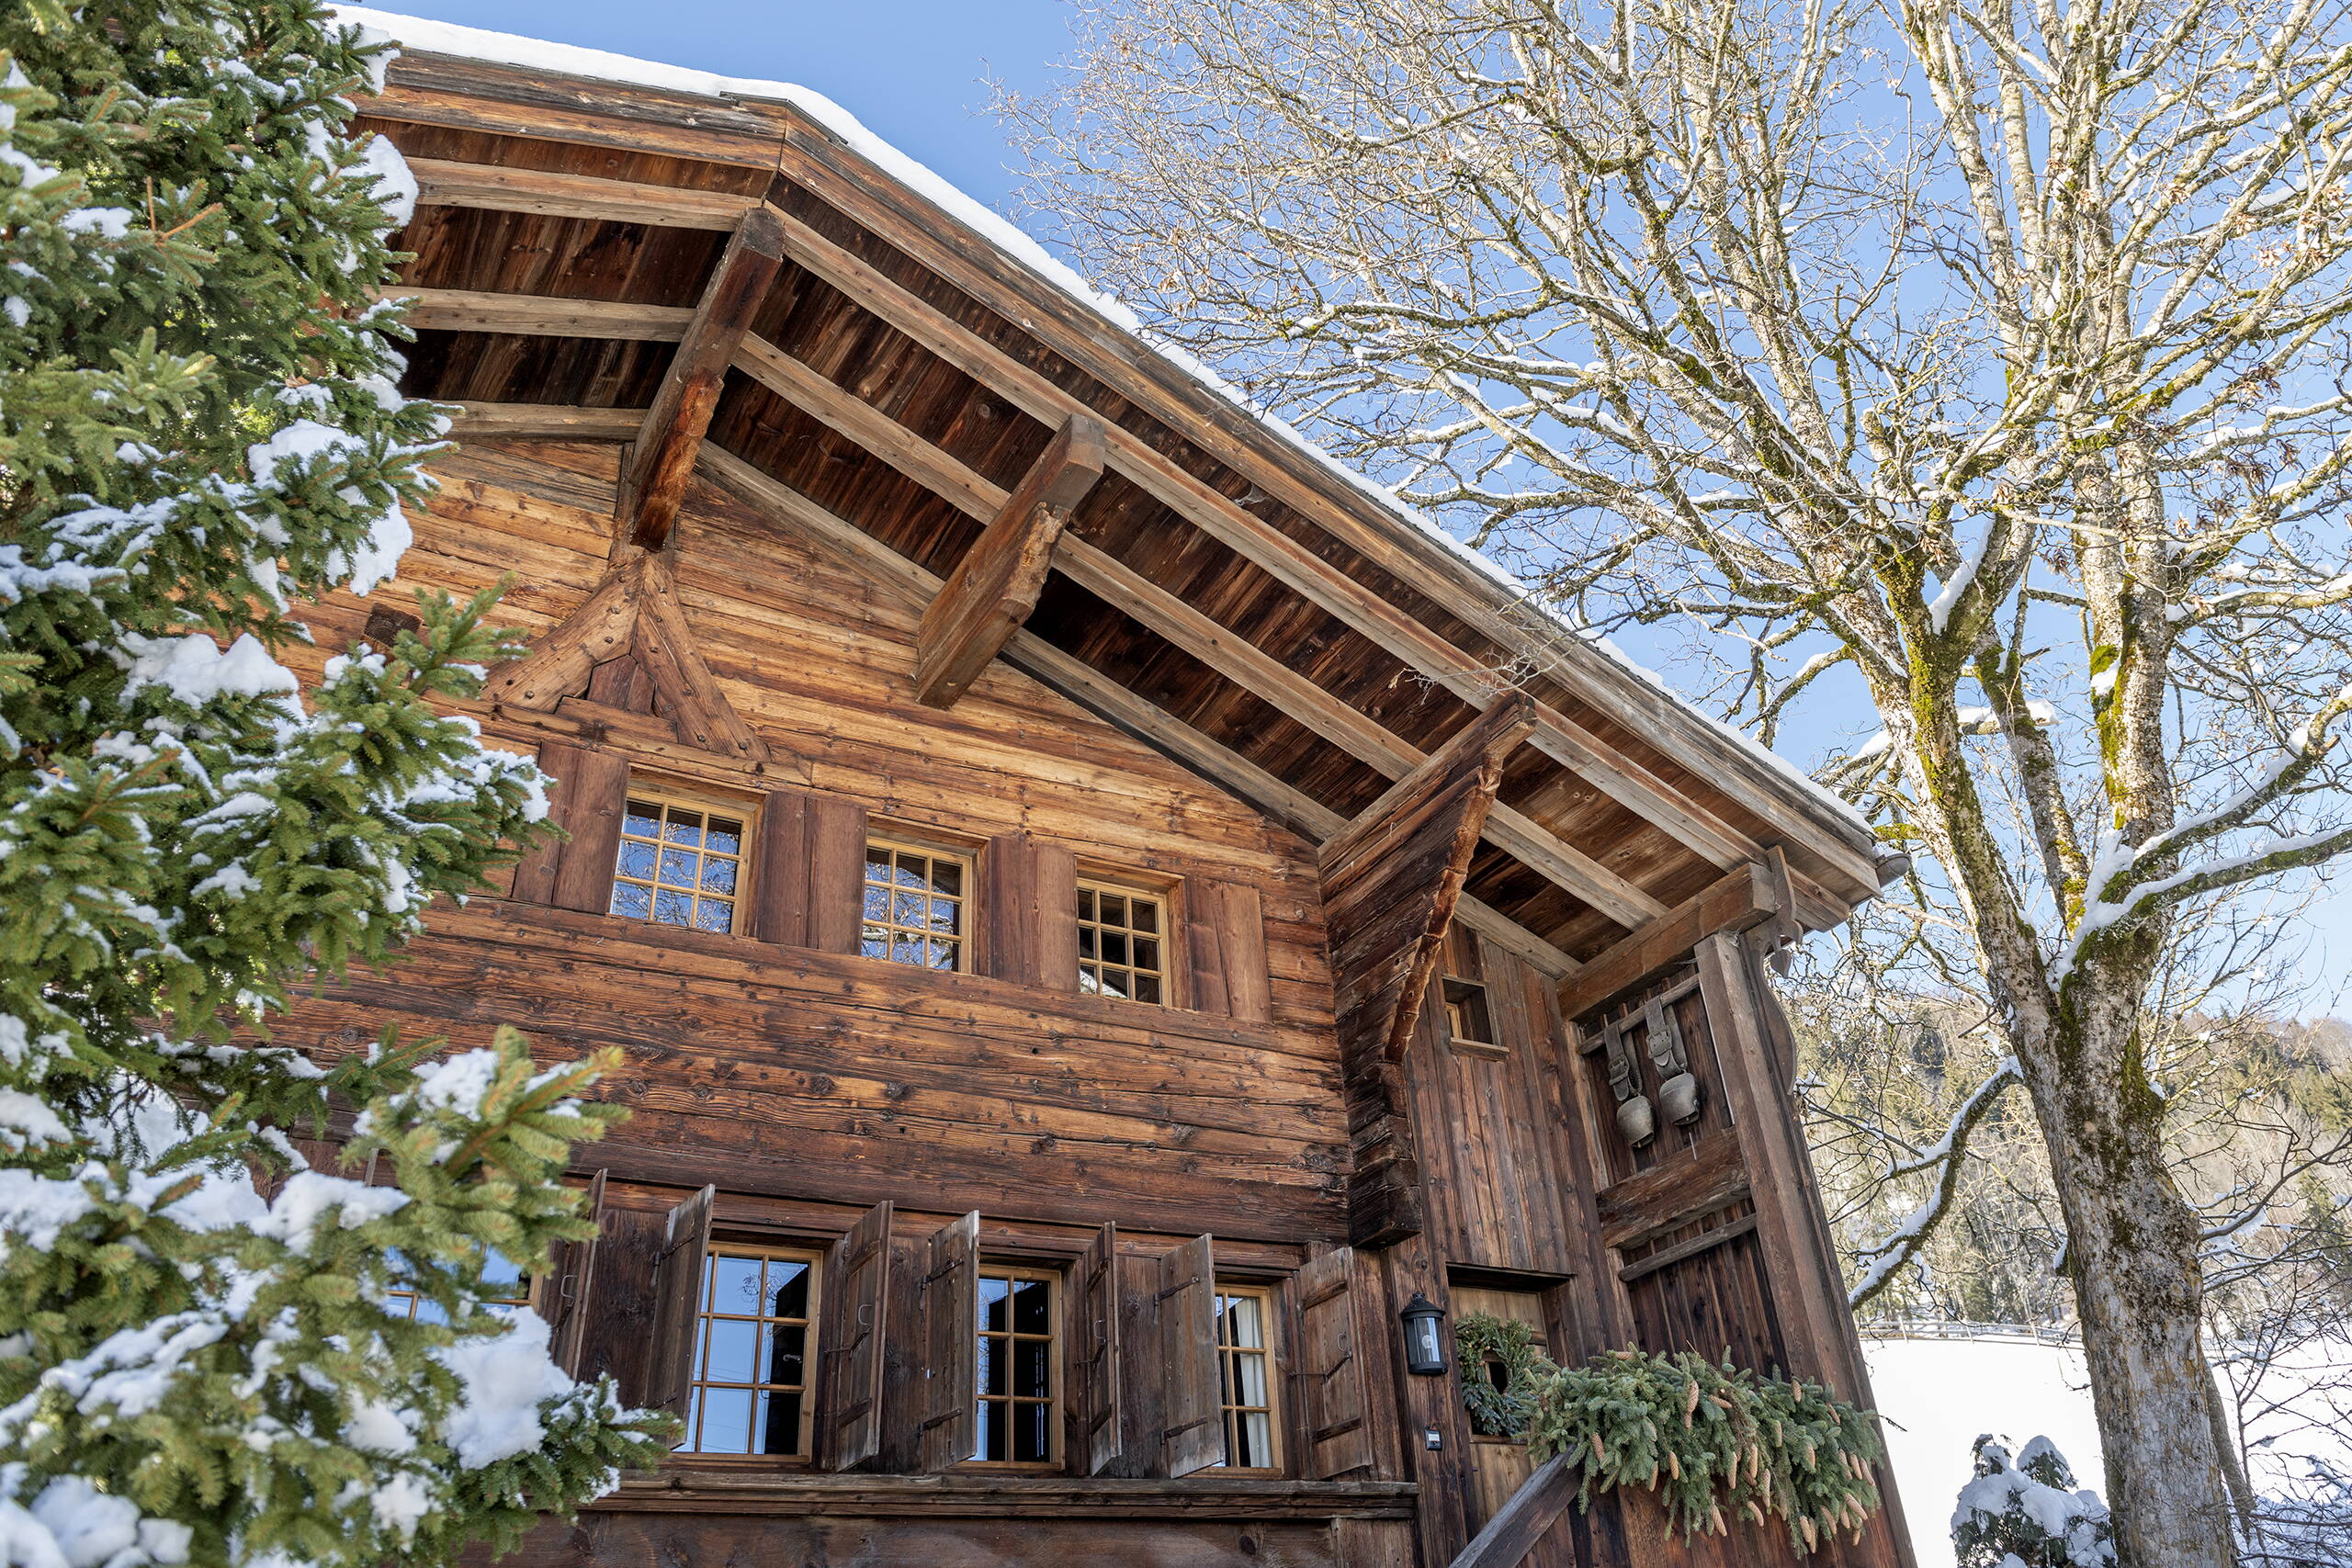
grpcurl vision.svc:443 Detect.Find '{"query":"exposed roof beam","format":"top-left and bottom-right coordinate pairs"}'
top-left (409, 156), bottom-right (757, 231)
top-left (1322, 694), bottom-right (1535, 880)
top-left (737, 333), bottom-right (1672, 929)
top-left (1557, 864), bottom-right (1781, 1024)
top-left (445, 401), bottom-right (645, 440)
top-left (913, 415), bottom-right (1105, 708)
top-left (384, 286), bottom-right (689, 341)
top-left (402, 163), bottom-right (1877, 894)
top-left (622, 209), bottom-right (786, 552)
top-left (695, 443), bottom-right (1580, 977)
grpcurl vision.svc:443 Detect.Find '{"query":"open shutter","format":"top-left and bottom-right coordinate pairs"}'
top-left (979, 831), bottom-right (1078, 987)
top-left (504, 741), bottom-right (570, 903)
top-left (1187, 879), bottom-right (1271, 1022)
top-left (543, 1168), bottom-right (608, 1377)
top-left (918, 1210), bottom-right (980, 1472)
top-left (645, 1184), bottom-right (716, 1443)
top-left (542, 742), bottom-right (631, 914)
top-left (1159, 1234), bottom-right (1222, 1477)
top-left (750, 786), bottom-right (868, 952)
top-left (1075, 1222), bottom-right (1124, 1474)
top-left (821, 1201), bottom-right (892, 1472)
top-left (1294, 1247), bottom-right (1373, 1478)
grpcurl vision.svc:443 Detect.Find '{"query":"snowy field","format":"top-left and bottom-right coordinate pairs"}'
top-left (1863, 1333), bottom-right (2351, 1567)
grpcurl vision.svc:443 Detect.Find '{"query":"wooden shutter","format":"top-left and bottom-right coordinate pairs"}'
top-left (504, 741), bottom-right (569, 903)
top-left (750, 786), bottom-right (867, 952)
top-left (543, 1168), bottom-right (607, 1377)
top-left (1158, 1234), bottom-right (1222, 1478)
top-left (540, 742), bottom-right (630, 914)
top-left (821, 1200), bottom-right (892, 1472)
top-left (1075, 1222), bottom-right (1124, 1474)
top-left (979, 831), bottom-right (1078, 987)
top-left (644, 1184), bottom-right (715, 1441)
top-left (918, 1210), bottom-right (980, 1472)
top-left (1295, 1247), bottom-right (1373, 1478)
top-left (1187, 879), bottom-right (1271, 1022)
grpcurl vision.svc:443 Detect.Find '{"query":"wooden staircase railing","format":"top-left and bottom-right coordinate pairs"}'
top-left (1447, 1452), bottom-right (1581, 1568)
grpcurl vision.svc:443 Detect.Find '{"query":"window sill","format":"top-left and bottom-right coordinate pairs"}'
top-left (599, 1470), bottom-right (1417, 1519)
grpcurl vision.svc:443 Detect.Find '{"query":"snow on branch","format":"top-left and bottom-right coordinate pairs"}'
top-left (1847, 1056), bottom-right (2024, 1310)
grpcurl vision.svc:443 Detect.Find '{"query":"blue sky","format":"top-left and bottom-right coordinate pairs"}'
top-left (369, 2), bottom-right (2350, 1014)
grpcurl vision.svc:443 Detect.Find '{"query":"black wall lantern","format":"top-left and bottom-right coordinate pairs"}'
top-left (1400, 1292), bottom-right (1448, 1376)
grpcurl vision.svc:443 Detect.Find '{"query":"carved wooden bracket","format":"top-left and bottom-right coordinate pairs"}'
top-left (911, 413), bottom-right (1106, 708)
top-left (479, 553), bottom-right (768, 761)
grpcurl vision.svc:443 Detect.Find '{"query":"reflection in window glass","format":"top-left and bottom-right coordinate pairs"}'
top-left (973, 1266), bottom-right (1057, 1463)
top-left (611, 795), bottom-right (745, 933)
top-left (682, 1247), bottom-right (820, 1458)
top-left (861, 840), bottom-right (967, 971)
top-left (1076, 882), bottom-right (1166, 1005)
top-left (1215, 1285), bottom-right (1277, 1470)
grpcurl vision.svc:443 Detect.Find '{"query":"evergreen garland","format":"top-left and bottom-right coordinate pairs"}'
top-left (1453, 1312), bottom-right (1551, 1439)
top-left (1524, 1347), bottom-right (1887, 1555)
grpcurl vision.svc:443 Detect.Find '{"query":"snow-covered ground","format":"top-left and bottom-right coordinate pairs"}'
top-left (1864, 1332), bottom-right (2351, 1566)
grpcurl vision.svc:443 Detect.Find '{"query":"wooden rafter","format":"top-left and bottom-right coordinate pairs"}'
top-left (404, 161), bottom-right (1884, 897)
top-left (912, 414), bottom-right (1105, 708)
top-left (695, 444), bottom-right (1577, 977)
top-left (622, 209), bottom-right (786, 552)
top-left (385, 287), bottom-right (690, 341)
top-left (1557, 863), bottom-right (1780, 1024)
top-left (447, 401), bottom-right (644, 440)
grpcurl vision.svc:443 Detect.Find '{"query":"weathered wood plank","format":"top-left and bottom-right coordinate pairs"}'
top-left (1558, 865), bottom-right (1780, 1025)
top-left (382, 285), bottom-right (692, 340)
top-left (409, 154), bottom-right (759, 229)
top-left (912, 415), bottom-right (1104, 708)
top-left (446, 400), bottom-right (646, 440)
top-left (1446, 1452), bottom-right (1580, 1568)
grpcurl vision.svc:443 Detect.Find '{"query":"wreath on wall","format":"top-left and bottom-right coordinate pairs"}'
top-left (1453, 1312), bottom-right (1552, 1440)
top-left (1522, 1347), bottom-right (1887, 1556)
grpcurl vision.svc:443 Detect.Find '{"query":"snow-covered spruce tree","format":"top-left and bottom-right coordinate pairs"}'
top-left (1952, 1436), bottom-right (2117, 1568)
top-left (1011, 1), bottom-right (2352, 1561)
top-left (0, 4), bottom-right (667, 1564)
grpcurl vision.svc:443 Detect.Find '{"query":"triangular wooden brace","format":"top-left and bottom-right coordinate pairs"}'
top-left (480, 555), bottom-right (769, 761)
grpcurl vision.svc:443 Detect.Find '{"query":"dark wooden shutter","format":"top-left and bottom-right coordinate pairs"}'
top-left (1158, 1234), bottom-right (1222, 1477)
top-left (821, 1201), bottom-right (892, 1472)
top-left (979, 831), bottom-right (1077, 987)
top-left (1075, 1222), bottom-right (1124, 1474)
top-left (645, 1184), bottom-right (715, 1442)
top-left (750, 786), bottom-right (868, 952)
top-left (504, 741), bottom-right (569, 903)
top-left (544, 1168), bottom-right (607, 1377)
top-left (541, 742), bottom-right (630, 914)
top-left (1295, 1247), bottom-right (1373, 1478)
top-left (1187, 879), bottom-right (1271, 1022)
top-left (918, 1210), bottom-right (980, 1472)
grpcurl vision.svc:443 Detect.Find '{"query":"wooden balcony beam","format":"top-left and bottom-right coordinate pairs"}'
top-left (622, 209), bottom-right (786, 552)
top-left (912, 414), bottom-right (1105, 708)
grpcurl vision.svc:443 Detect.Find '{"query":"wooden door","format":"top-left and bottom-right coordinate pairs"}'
top-left (1453, 1286), bottom-right (1548, 1537)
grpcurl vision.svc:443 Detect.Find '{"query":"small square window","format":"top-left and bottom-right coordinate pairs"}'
top-left (862, 839), bottom-right (969, 971)
top-left (1077, 881), bottom-right (1167, 1005)
top-left (611, 794), bottom-right (746, 934)
top-left (1443, 977), bottom-right (1498, 1052)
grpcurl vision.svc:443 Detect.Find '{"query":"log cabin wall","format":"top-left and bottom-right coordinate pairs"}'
top-left (261, 29), bottom-right (1917, 1568)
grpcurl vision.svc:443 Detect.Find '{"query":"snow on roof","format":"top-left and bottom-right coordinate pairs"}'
top-left (336, 6), bottom-right (1884, 864)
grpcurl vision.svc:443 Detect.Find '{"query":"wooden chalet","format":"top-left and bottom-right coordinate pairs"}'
top-left (278, 15), bottom-right (1919, 1567)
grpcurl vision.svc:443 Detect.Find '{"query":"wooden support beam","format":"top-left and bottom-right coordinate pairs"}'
top-left (622, 209), bottom-right (786, 552)
top-left (912, 415), bottom-right (1105, 708)
top-left (1321, 694), bottom-right (1535, 878)
top-left (1556, 863), bottom-right (1780, 1024)
top-left (1444, 1452), bottom-right (1580, 1568)
top-left (736, 331), bottom-right (1668, 927)
top-left (408, 156), bottom-right (759, 230)
top-left (445, 401), bottom-right (646, 441)
top-left (381, 287), bottom-right (691, 341)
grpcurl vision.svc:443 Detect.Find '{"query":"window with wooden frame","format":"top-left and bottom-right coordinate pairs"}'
top-left (610, 791), bottom-right (749, 933)
top-left (677, 1245), bottom-right (822, 1460)
top-left (973, 1264), bottom-right (1060, 1465)
top-left (861, 837), bottom-right (970, 971)
top-left (382, 1250), bottom-right (534, 1324)
top-left (1213, 1283), bottom-right (1281, 1472)
top-left (1076, 880), bottom-right (1168, 1004)
top-left (1443, 976), bottom-right (1501, 1055)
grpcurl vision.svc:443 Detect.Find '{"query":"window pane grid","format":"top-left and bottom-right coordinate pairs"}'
top-left (383, 1248), bottom-right (531, 1324)
top-left (611, 795), bottom-right (745, 934)
top-left (682, 1247), bottom-right (820, 1459)
top-left (1215, 1287), bottom-right (1277, 1471)
top-left (863, 840), bottom-right (967, 971)
top-left (973, 1267), bottom-right (1057, 1464)
top-left (1076, 882), bottom-right (1166, 1005)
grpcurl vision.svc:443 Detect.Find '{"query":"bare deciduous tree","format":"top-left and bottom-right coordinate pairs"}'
top-left (1008, 1), bottom-right (2352, 1562)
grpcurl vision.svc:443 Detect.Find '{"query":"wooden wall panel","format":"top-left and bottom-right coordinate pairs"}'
top-left (478, 1510), bottom-right (1353, 1568)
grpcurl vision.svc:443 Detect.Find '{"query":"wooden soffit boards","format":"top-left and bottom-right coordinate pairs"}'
top-left (1318, 699), bottom-right (1524, 1249)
